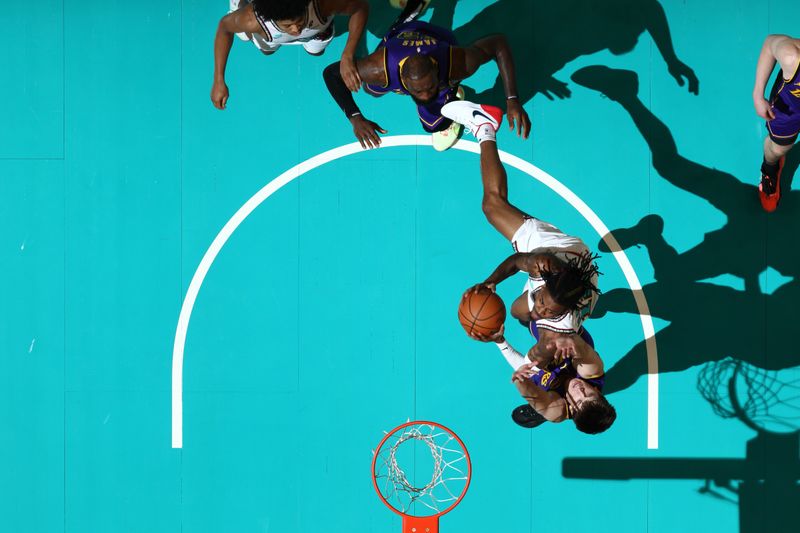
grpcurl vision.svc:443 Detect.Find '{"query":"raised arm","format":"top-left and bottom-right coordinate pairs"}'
top-left (322, 51), bottom-right (389, 149)
top-left (450, 35), bottom-right (530, 138)
top-left (753, 35), bottom-right (800, 120)
top-left (211, 6), bottom-right (262, 109)
top-left (319, 0), bottom-right (370, 91)
top-left (643, 0), bottom-right (698, 94)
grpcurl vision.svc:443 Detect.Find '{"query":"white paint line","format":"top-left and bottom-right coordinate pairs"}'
top-left (28, 338), bottom-right (35, 354)
top-left (171, 135), bottom-right (658, 449)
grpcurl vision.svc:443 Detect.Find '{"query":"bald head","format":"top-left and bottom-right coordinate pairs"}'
top-left (400, 55), bottom-right (436, 81)
top-left (401, 55), bottom-right (439, 105)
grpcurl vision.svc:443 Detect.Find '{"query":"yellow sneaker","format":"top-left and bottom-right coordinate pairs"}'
top-left (432, 120), bottom-right (463, 151)
top-left (431, 86), bottom-right (465, 152)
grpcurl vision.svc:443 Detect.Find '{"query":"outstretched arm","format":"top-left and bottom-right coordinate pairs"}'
top-left (211, 6), bottom-right (262, 109)
top-left (753, 35), bottom-right (800, 120)
top-left (450, 35), bottom-right (530, 138)
top-left (644, 1), bottom-right (698, 94)
top-left (322, 52), bottom-right (389, 149)
top-left (320, 0), bottom-right (370, 91)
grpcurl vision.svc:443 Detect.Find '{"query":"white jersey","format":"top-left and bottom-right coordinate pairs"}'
top-left (252, 0), bottom-right (334, 51)
top-left (511, 217), bottom-right (598, 334)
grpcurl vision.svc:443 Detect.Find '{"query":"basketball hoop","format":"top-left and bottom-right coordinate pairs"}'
top-left (371, 421), bottom-right (471, 533)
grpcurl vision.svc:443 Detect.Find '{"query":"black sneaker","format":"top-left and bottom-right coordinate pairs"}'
top-left (511, 404), bottom-right (547, 428)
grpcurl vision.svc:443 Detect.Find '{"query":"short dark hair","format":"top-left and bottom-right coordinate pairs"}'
top-left (400, 55), bottom-right (436, 81)
top-left (572, 395), bottom-right (616, 434)
top-left (541, 251), bottom-right (601, 310)
top-left (252, 0), bottom-right (308, 21)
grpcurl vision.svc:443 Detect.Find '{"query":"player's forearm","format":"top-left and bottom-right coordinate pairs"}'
top-left (753, 38), bottom-right (779, 99)
top-left (528, 338), bottom-right (556, 364)
top-left (341, 2), bottom-right (369, 60)
top-left (213, 24), bottom-right (235, 81)
top-left (484, 253), bottom-right (524, 286)
top-left (491, 36), bottom-right (520, 99)
top-left (323, 61), bottom-right (362, 117)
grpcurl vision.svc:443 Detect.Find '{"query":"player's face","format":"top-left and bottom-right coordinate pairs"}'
top-left (406, 72), bottom-right (440, 105)
top-left (531, 288), bottom-right (567, 320)
top-left (275, 13), bottom-right (308, 36)
top-left (565, 379), bottom-right (601, 412)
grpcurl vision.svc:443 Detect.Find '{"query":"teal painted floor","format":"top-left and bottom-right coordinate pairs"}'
top-left (2, 1), bottom-right (799, 532)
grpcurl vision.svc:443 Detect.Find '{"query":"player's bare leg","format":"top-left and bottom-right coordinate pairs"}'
top-left (441, 100), bottom-right (528, 241)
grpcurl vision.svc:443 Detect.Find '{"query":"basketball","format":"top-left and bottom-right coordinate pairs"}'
top-left (458, 288), bottom-right (506, 336)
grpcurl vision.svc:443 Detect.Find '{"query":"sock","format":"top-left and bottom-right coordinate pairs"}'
top-left (475, 124), bottom-right (496, 144)
top-left (761, 157), bottom-right (779, 177)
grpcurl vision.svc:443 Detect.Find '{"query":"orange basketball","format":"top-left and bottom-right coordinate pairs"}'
top-left (458, 288), bottom-right (506, 336)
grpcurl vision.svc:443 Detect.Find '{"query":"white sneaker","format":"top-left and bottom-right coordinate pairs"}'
top-left (230, 0), bottom-right (252, 41)
top-left (441, 100), bottom-right (504, 141)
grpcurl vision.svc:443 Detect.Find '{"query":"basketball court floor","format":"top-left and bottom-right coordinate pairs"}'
top-left (2, 1), bottom-right (799, 532)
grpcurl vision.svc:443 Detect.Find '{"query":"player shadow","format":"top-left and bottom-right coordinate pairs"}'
top-left (444, 0), bottom-right (698, 106)
top-left (566, 66), bottom-right (800, 394)
top-left (562, 358), bottom-right (800, 533)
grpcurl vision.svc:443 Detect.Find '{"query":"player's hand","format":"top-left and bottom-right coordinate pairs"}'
top-left (506, 99), bottom-right (531, 139)
top-left (754, 97), bottom-right (775, 121)
top-left (211, 79), bottom-right (229, 110)
top-left (340, 55), bottom-right (361, 92)
top-left (466, 324), bottom-right (505, 343)
top-left (667, 60), bottom-right (699, 95)
top-left (546, 335), bottom-right (577, 364)
top-left (512, 362), bottom-right (538, 384)
top-left (463, 282), bottom-right (496, 298)
top-left (350, 115), bottom-right (387, 149)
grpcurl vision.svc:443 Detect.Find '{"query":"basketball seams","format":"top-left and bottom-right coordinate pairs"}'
top-left (458, 289), bottom-right (505, 335)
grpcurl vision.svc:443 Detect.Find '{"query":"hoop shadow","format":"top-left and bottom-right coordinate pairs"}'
top-left (563, 358), bottom-right (800, 533)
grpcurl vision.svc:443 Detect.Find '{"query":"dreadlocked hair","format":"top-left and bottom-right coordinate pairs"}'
top-left (252, 0), bottom-right (308, 21)
top-left (540, 251), bottom-right (601, 310)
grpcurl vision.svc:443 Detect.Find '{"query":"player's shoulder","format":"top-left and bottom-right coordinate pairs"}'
top-left (226, 4), bottom-right (260, 33)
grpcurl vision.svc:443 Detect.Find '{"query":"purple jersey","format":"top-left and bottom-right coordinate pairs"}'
top-left (767, 61), bottom-right (800, 142)
top-left (365, 21), bottom-right (460, 132)
top-left (534, 358), bottom-right (605, 395)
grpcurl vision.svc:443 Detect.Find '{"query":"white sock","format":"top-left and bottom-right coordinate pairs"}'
top-left (475, 124), bottom-right (496, 144)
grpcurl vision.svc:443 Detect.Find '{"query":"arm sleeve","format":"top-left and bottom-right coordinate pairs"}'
top-left (323, 61), bottom-right (362, 118)
top-left (495, 339), bottom-right (529, 370)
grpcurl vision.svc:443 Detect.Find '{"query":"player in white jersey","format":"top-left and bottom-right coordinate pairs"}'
top-left (212, 0), bottom-right (369, 110)
top-left (441, 100), bottom-right (601, 362)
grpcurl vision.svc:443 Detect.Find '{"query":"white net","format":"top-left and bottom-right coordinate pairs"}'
top-left (373, 422), bottom-right (470, 517)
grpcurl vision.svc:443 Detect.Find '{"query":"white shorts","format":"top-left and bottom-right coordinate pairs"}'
top-left (511, 218), bottom-right (598, 334)
top-left (250, 26), bottom-right (334, 54)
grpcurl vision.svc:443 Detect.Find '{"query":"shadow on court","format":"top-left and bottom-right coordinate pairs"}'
top-left (447, 0), bottom-right (698, 106)
top-left (563, 65), bottom-right (800, 530)
top-left (563, 357), bottom-right (800, 533)
top-left (342, 0), bottom-right (697, 108)
top-left (563, 431), bottom-right (800, 533)
top-left (565, 65), bottom-right (800, 394)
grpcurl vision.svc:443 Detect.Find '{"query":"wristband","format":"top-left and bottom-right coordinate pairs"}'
top-left (506, 95), bottom-right (518, 100)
